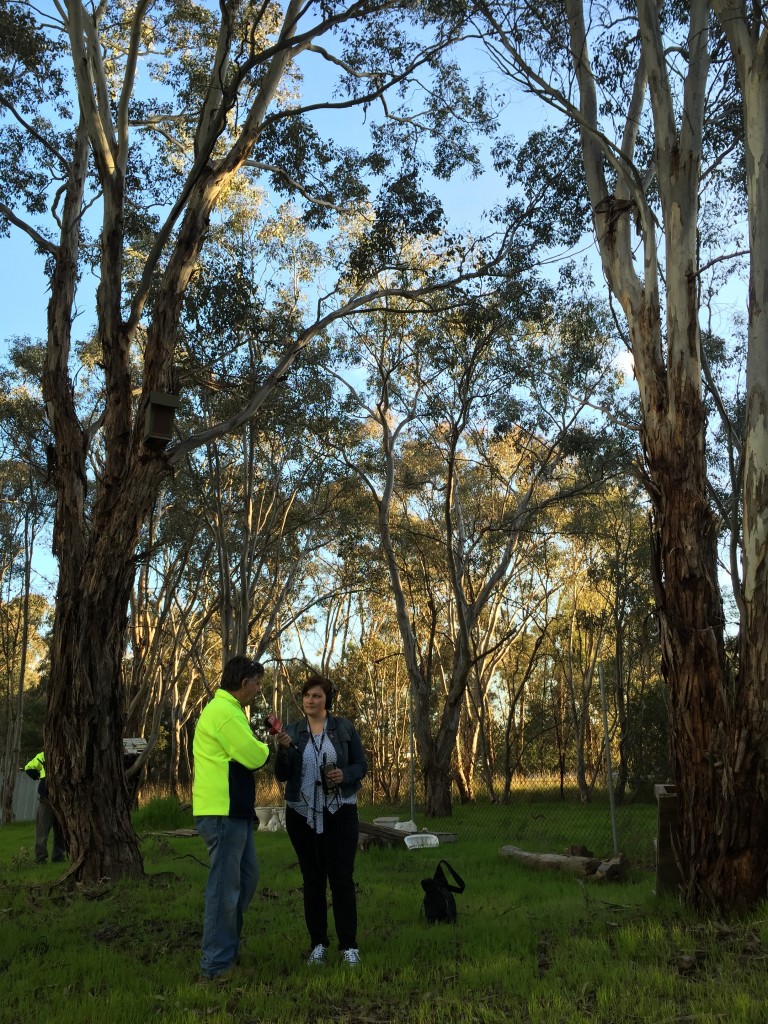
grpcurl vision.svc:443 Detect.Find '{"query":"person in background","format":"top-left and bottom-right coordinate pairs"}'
top-left (24, 751), bottom-right (66, 865)
top-left (274, 674), bottom-right (367, 966)
top-left (192, 656), bottom-right (270, 983)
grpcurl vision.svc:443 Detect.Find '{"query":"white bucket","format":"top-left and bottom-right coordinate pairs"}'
top-left (254, 806), bottom-right (276, 829)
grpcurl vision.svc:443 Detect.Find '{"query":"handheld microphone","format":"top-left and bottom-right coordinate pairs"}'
top-left (258, 692), bottom-right (283, 734)
top-left (260, 695), bottom-right (296, 749)
top-left (264, 710), bottom-right (283, 734)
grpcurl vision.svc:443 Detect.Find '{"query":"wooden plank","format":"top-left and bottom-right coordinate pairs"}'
top-left (358, 821), bottom-right (457, 847)
top-left (145, 829), bottom-right (199, 837)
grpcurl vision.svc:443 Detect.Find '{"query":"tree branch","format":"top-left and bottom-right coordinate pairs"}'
top-left (0, 203), bottom-right (58, 256)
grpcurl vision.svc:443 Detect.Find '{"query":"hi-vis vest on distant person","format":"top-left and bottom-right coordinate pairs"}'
top-left (24, 751), bottom-right (49, 799)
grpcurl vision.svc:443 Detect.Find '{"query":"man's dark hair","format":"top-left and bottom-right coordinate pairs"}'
top-left (220, 655), bottom-right (264, 692)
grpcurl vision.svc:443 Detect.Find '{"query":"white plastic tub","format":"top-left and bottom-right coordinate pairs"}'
top-left (254, 806), bottom-right (276, 829)
top-left (404, 833), bottom-right (439, 849)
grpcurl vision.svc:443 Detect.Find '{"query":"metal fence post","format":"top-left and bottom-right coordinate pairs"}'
top-left (598, 663), bottom-right (619, 855)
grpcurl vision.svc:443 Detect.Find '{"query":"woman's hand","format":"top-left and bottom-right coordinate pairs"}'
top-left (325, 766), bottom-right (344, 785)
top-left (276, 730), bottom-right (293, 749)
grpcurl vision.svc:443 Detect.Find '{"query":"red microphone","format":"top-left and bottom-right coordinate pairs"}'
top-left (264, 710), bottom-right (283, 734)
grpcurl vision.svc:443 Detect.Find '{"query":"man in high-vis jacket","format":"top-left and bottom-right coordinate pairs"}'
top-left (192, 655), bottom-right (270, 982)
top-left (24, 751), bottom-right (66, 864)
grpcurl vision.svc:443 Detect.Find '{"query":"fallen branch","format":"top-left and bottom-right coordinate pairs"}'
top-left (500, 845), bottom-right (626, 881)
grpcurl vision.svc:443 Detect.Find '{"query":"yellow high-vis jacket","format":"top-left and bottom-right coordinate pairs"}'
top-left (24, 752), bottom-right (46, 779)
top-left (192, 689), bottom-right (270, 818)
top-left (24, 751), bottom-right (48, 799)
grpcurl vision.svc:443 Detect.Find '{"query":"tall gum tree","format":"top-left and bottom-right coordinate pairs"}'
top-left (327, 278), bottom-right (622, 815)
top-left (474, 0), bottom-right (768, 912)
top-left (711, 0), bottom-right (768, 912)
top-left (0, 0), bottom-right (488, 881)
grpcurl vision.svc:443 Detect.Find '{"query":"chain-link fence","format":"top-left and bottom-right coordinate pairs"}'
top-left (253, 770), bottom-right (662, 870)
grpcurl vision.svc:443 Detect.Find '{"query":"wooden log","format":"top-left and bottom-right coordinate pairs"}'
top-left (500, 845), bottom-right (627, 881)
top-left (501, 845), bottom-right (600, 876)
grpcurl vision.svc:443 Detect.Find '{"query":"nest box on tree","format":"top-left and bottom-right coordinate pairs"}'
top-left (143, 391), bottom-right (180, 449)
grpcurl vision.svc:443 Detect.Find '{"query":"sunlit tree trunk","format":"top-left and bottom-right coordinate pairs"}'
top-left (709, 0), bottom-right (768, 910)
top-left (474, 0), bottom-right (762, 910)
top-left (567, 0), bottom-right (757, 909)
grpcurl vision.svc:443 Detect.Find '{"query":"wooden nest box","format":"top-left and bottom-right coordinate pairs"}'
top-left (143, 391), bottom-right (180, 449)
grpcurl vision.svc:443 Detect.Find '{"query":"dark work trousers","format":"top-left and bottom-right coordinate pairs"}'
top-left (286, 803), bottom-right (359, 951)
top-left (35, 799), bottom-right (66, 863)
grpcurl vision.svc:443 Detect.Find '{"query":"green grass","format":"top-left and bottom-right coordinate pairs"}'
top-left (1, 801), bottom-right (767, 1023)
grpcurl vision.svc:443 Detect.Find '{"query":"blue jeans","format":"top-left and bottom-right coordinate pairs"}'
top-left (195, 816), bottom-right (259, 977)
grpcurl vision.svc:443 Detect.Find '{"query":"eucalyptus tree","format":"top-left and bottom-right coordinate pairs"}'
top-left (0, 343), bottom-right (53, 824)
top-left (353, 636), bottom-right (412, 805)
top-left (125, 189), bottom-right (389, 793)
top-left (548, 481), bottom-right (666, 801)
top-left (0, 0), bottom-right (493, 878)
top-left (317, 583), bottom-right (414, 805)
top-left (327, 272), bottom-right (623, 815)
top-left (493, 616), bottom-right (553, 800)
top-left (489, 531), bottom-right (585, 797)
top-left (710, 3), bottom-right (768, 712)
top-left (565, 481), bottom-right (663, 802)
top-left (459, 553), bottom-right (552, 803)
top-left (472, 0), bottom-right (767, 912)
top-left (548, 540), bottom-right (610, 802)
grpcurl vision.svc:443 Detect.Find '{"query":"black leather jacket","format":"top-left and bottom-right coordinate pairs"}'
top-left (274, 715), bottom-right (367, 802)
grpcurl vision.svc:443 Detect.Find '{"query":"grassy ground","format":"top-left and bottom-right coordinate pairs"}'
top-left (1, 800), bottom-right (766, 1024)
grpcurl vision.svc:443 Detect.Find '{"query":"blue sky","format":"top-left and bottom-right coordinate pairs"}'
top-left (0, 233), bottom-right (49, 343)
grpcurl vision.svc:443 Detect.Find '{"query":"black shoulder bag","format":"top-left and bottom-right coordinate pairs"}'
top-left (420, 859), bottom-right (465, 923)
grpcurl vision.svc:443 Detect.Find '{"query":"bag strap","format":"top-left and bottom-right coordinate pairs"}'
top-left (436, 859), bottom-right (465, 894)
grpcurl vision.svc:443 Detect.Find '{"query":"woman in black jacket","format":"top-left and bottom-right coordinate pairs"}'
top-left (274, 675), bottom-right (367, 966)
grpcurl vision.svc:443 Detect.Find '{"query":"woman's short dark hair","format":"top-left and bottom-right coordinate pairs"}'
top-left (220, 656), bottom-right (264, 692)
top-left (302, 674), bottom-right (335, 710)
